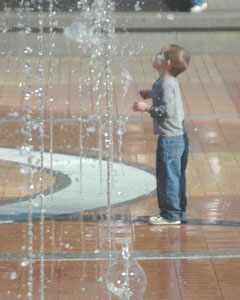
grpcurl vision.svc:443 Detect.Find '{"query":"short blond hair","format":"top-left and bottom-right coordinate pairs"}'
top-left (164, 45), bottom-right (190, 77)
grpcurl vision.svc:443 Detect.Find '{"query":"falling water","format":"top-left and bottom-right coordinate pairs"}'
top-left (65, 2), bottom-right (116, 297)
top-left (17, 1), bottom-right (35, 299)
top-left (101, 6), bottom-right (115, 299)
top-left (48, 0), bottom-right (57, 285)
top-left (76, 0), bottom-right (88, 192)
top-left (48, 0), bottom-right (55, 207)
top-left (63, 1), bottom-right (146, 298)
top-left (106, 241), bottom-right (147, 300)
top-left (78, 58), bottom-right (84, 191)
top-left (116, 35), bottom-right (133, 167)
top-left (0, 0), bottom-right (149, 298)
top-left (24, 58), bottom-right (34, 300)
top-left (37, 2), bottom-right (45, 299)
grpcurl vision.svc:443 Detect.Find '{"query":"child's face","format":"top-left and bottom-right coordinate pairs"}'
top-left (152, 47), bottom-right (168, 73)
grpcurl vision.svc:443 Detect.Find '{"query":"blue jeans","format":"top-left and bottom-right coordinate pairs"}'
top-left (191, 0), bottom-right (206, 5)
top-left (156, 133), bottom-right (189, 221)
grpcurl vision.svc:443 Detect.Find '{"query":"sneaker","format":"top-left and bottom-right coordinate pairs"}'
top-left (190, 2), bottom-right (208, 13)
top-left (149, 214), bottom-right (181, 225)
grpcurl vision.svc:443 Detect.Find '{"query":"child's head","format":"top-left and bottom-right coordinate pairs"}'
top-left (153, 45), bottom-right (190, 77)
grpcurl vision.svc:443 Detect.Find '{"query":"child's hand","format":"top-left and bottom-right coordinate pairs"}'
top-left (139, 90), bottom-right (152, 99)
top-left (133, 101), bottom-right (151, 113)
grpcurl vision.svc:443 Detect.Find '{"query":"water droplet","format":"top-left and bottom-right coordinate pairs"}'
top-left (8, 111), bottom-right (19, 117)
top-left (26, 105), bottom-right (32, 113)
top-left (24, 92), bottom-right (32, 101)
top-left (88, 114), bottom-right (98, 121)
top-left (20, 167), bottom-right (31, 175)
top-left (134, 1), bottom-right (142, 11)
top-left (16, 23), bottom-right (24, 29)
top-left (87, 127), bottom-right (96, 133)
top-left (167, 14), bottom-right (174, 21)
top-left (24, 47), bottom-right (33, 54)
top-left (20, 145), bottom-right (32, 155)
top-left (24, 27), bottom-right (32, 34)
top-left (117, 128), bottom-right (124, 136)
top-left (65, 243), bottom-right (70, 249)
top-left (21, 259), bottom-right (29, 267)
top-left (10, 272), bottom-right (17, 280)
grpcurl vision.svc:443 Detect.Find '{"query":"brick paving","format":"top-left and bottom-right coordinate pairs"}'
top-left (0, 53), bottom-right (240, 299)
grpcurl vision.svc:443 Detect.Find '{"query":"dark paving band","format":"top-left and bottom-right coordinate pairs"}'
top-left (52, 214), bottom-right (240, 228)
top-left (1, 248), bottom-right (240, 262)
top-left (1, 113), bottom-right (240, 124)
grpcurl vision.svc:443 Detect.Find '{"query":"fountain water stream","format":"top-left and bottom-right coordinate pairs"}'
top-left (0, 0), bottom-right (150, 298)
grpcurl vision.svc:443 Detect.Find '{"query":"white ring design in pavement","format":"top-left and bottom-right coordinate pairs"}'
top-left (0, 148), bottom-right (156, 222)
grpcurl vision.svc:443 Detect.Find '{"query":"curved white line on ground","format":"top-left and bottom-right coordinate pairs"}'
top-left (0, 148), bottom-right (156, 221)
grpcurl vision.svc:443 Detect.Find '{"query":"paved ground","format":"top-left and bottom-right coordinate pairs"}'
top-left (0, 49), bottom-right (240, 299)
top-left (0, 7), bottom-right (240, 300)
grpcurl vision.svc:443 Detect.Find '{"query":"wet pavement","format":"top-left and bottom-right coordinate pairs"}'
top-left (0, 11), bottom-right (240, 300)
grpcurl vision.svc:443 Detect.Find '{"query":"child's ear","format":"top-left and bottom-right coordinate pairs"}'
top-left (166, 59), bottom-right (171, 68)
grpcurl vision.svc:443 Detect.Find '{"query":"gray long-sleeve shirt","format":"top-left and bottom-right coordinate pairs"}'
top-left (150, 77), bottom-right (184, 137)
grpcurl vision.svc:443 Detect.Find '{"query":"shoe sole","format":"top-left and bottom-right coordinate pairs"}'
top-left (149, 220), bottom-right (181, 225)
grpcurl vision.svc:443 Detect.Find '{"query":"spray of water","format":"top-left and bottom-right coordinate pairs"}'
top-left (17, 1), bottom-right (35, 299)
top-left (1, 0), bottom-right (148, 298)
top-left (106, 241), bottom-right (147, 300)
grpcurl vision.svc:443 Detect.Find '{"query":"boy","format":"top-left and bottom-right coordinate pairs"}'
top-left (133, 45), bottom-right (190, 225)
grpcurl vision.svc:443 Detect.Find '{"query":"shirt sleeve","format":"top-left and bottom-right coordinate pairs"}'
top-left (150, 82), bottom-right (175, 119)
